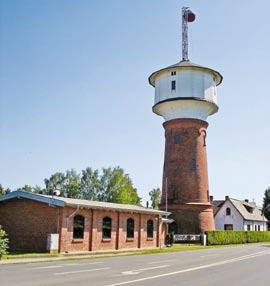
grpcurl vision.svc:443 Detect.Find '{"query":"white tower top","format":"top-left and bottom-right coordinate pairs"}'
top-left (149, 7), bottom-right (223, 122)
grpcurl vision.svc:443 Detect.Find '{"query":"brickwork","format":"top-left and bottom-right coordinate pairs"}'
top-left (0, 199), bottom-right (60, 252)
top-left (0, 198), bottom-right (166, 253)
top-left (59, 207), bottom-right (91, 253)
top-left (160, 118), bottom-right (215, 234)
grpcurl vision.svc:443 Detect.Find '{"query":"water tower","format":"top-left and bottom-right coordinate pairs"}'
top-left (149, 7), bottom-right (223, 234)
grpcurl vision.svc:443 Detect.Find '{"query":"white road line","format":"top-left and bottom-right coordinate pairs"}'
top-left (122, 265), bottom-right (169, 275)
top-left (33, 265), bottom-right (63, 269)
top-left (104, 251), bottom-right (270, 286)
top-left (148, 259), bottom-right (176, 265)
top-left (87, 262), bottom-right (105, 265)
top-left (55, 267), bottom-right (110, 276)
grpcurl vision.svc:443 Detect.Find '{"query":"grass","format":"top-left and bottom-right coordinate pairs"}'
top-left (2, 242), bottom-right (270, 261)
top-left (2, 252), bottom-right (58, 259)
top-left (0, 244), bottom-right (227, 260)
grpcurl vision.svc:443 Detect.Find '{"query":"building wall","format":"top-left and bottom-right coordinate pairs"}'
top-left (215, 200), bottom-right (244, 230)
top-left (61, 209), bottom-right (163, 253)
top-left (0, 198), bottom-right (166, 253)
top-left (0, 198), bottom-right (60, 252)
top-left (59, 207), bottom-right (91, 253)
top-left (215, 200), bottom-right (268, 231)
top-left (243, 221), bottom-right (268, 231)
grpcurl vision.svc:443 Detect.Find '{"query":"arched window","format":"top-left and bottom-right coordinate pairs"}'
top-left (102, 217), bottom-right (112, 239)
top-left (127, 218), bottom-right (134, 239)
top-left (73, 215), bottom-right (85, 239)
top-left (226, 207), bottom-right (231, 216)
top-left (147, 219), bottom-right (154, 238)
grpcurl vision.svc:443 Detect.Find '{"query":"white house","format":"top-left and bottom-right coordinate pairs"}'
top-left (211, 196), bottom-right (268, 231)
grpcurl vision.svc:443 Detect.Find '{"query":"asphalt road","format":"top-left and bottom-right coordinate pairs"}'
top-left (1, 244), bottom-right (269, 286)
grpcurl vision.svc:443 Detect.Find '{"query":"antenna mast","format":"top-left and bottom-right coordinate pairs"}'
top-left (182, 7), bottom-right (196, 61)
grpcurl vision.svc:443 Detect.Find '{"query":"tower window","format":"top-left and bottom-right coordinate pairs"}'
top-left (174, 133), bottom-right (181, 144)
top-left (171, 80), bottom-right (176, 91)
top-left (191, 159), bottom-right (197, 171)
top-left (171, 71), bottom-right (176, 76)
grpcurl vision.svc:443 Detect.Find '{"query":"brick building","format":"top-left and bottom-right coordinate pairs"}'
top-left (0, 191), bottom-right (169, 253)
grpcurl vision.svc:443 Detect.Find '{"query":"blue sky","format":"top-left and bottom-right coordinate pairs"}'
top-left (1, 0), bottom-right (270, 205)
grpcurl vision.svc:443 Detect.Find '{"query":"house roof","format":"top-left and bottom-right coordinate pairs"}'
top-left (213, 197), bottom-right (267, 222)
top-left (0, 191), bottom-right (170, 216)
top-left (212, 200), bottom-right (224, 215)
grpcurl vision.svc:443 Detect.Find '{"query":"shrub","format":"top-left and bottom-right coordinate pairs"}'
top-left (0, 226), bottom-right (9, 259)
top-left (206, 230), bottom-right (270, 245)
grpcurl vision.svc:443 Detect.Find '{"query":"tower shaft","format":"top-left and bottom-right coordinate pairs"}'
top-left (160, 118), bottom-right (215, 234)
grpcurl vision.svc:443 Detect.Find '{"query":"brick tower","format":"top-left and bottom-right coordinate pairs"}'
top-left (148, 7), bottom-right (223, 234)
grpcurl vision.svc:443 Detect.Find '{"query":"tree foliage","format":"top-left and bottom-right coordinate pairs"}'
top-left (0, 184), bottom-right (6, 197)
top-left (263, 187), bottom-right (270, 227)
top-left (6, 166), bottom-right (142, 205)
top-left (149, 188), bottom-right (161, 209)
top-left (98, 167), bottom-right (141, 205)
top-left (80, 167), bottom-right (100, 200)
top-left (0, 227), bottom-right (9, 259)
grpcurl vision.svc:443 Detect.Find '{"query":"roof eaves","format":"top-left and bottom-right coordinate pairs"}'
top-left (0, 191), bottom-right (65, 208)
top-left (64, 201), bottom-right (170, 216)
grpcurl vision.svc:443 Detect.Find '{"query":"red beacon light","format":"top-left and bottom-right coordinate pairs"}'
top-left (184, 9), bottom-right (196, 22)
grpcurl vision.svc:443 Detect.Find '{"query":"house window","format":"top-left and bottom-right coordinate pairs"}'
top-left (147, 219), bottom-right (154, 238)
top-left (73, 215), bottom-right (85, 239)
top-left (247, 225), bottom-right (251, 231)
top-left (127, 218), bottom-right (135, 239)
top-left (102, 217), bottom-right (112, 239)
top-left (226, 207), bottom-right (231, 216)
top-left (255, 225), bottom-right (257, 231)
top-left (258, 225), bottom-right (261, 231)
top-left (224, 224), bottom-right (233, 230)
top-left (171, 71), bottom-right (176, 76)
top-left (171, 80), bottom-right (176, 91)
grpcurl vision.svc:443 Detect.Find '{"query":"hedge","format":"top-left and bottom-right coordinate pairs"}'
top-left (206, 231), bottom-right (270, 245)
top-left (0, 226), bottom-right (9, 259)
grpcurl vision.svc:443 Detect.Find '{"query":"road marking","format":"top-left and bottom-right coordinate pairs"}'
top-left (104, 251), bottom-right (270, 286)
top-left (62, 263), bottom-right (79, 266)
top-left (33, 265), bottom-right (63, 269)
top-left (55, 267), bottom-right (110, 276)
top-left (122, 265), bottom-right (169, 275)
top-left (148, 259), bottom-right (176, 265)
top-left (87, 262), bottom-right (105, 265)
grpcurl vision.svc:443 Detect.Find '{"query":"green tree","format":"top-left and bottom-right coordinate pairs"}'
top-left (32, 185), bottom-right (44, 194)
top-left (0, 184), bottom-right (6, 196)
top-left (263, 187), bottom-right (270, 227)
top-left (44, 172), bottom-right (66, 196)
top-left (18, 185), bottom-right (33, 193)
top-left (0, 227), bottom-right (9, 259)
top-left (149, 188), bottom-right (161, 209)
top-left (64, 169), bottom-right (81, 198)
top-left (99, 167), bottom-right (141, 205)
top-left (80, 167), bottom-right (100, 200)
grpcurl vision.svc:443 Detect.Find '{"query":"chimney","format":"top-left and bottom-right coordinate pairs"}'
top-left (225, 195), bottom-right (229, 200)
top-left (146, 201), bottom-right (149, 208)
top-left (244, 199), bottom-right (249, 203)
top-left (209, 195), bottom-right (214, 202)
